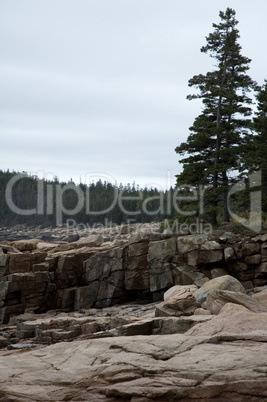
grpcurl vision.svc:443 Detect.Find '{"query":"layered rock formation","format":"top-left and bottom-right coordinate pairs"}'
top-left (0, 226), bottom-right (267, 400)
top-left (1, 229), bottom-right (267, 324)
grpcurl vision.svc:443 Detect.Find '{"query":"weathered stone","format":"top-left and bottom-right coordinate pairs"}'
top-left (11, 239), bottom-right (39, 251)
top-left (0, 254), bottom-right (8, 267)
top-left (7, 254), bottom-right (34, 274)
top-left (194, 307), bottom-right (211, 315)
top-left (56, 287), bottom-right (77, 309)
top-left (128, 231), bottom-right (161, 244)
top-left (33, 262), bottom-right (50, 272)
top-left (55, 252), bottom-right (91, 289)
top-left (177, 234), bottom-right (208, 254)
top-left (75, 234), bottom-right (104, 248)
top-left (252, 233), bottom-right (267, 242)
top-left (74, 285), bottom-right (99, 310)
top-left (224, 246), bottom-right (236, 262)
top-left (85, 247), bottom-right (127, 308)
top-left (193, 275), bottom-right (245, 304)
top-left (172, 265), bottom-right (209, 287)
top-left (180, 238), bottom-right (223, 266)
top-left (125, 242), bottom-right (149, 290)
top-left (164, 285), bottom-right (198, 301)
top-left (163, 289), bottom-right (200, 313)
top-left (118, 319), bottom-right (154, 336)
top-left (153, 315), bottom-right (212, 334)
top-left (206, 289), bottom-right (267, 315)
top-left (147, 238), bottom-right (177, 262)
top-left (0, 243), bottom-right (21, 254)
top-left (219, 231), bottom-right (235, 241)
top-left (242, 242), bottom-right (260, 256)
top-left (149, 261), bottom-right (173, 292)
top-left (244, 254), bottom-right (261, 265)
top-left (187, 302), bottom-right (267, 336)
top-left (36, 242), bottom-right (58, 252)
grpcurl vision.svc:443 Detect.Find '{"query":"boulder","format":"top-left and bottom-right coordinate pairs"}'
top-left (164, 285), bottom-right (198, 301)
top-left (75, 234), bottom-right (104, 248)
top-left (193, 275), bottom-right (245, 304)
top-left (206, 289), bottom-right (267, 315)
top-left (155, 289), bottom-right (200, 317)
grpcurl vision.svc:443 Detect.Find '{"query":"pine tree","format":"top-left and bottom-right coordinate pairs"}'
top-left (175, 8), bottom-right (256, 224)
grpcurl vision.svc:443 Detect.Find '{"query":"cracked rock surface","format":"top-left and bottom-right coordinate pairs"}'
top-left (1, 303), bottom-right (267, 401)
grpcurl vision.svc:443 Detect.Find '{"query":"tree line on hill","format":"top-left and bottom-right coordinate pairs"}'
top-left (0, 170), bottom-right (178, 227)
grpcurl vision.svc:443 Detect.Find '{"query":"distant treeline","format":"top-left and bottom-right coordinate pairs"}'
top-left (0, 170), bottom-right (177, 227)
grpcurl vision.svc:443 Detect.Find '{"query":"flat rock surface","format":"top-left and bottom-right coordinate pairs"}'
top-left (0, 329), bottom-right (267, 401)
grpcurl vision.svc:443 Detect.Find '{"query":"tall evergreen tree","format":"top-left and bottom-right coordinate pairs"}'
top-left (175, 8), bottom-right (256, 224)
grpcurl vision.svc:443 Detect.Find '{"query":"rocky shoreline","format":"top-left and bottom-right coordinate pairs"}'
top-left (0, 224), bottom-right (267, 401)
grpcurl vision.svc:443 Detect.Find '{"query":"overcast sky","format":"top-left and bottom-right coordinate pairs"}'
top-left (1, 0), bottom-right (266, 190)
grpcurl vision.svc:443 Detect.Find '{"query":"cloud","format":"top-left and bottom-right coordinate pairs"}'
top-left (1, 0), bottom-right (267, 189)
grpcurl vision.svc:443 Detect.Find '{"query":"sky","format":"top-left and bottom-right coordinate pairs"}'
top-left (1, 0), bottom-right (267, 190)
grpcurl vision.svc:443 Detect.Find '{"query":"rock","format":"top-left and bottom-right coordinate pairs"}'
top-left (194, 307), bottom-right (211, 315)
top-left (161, 229), bottom-right (173, 239)
top-left (219, 231), bottom-right (236, 241)
top-left (178, 235), bottom-right (223, 266)
top-left (85, 247), bottom-right (126, 308)
top-left (172, 265), bottom-right (209, 287)
top-left (125, 242), bottom-right (149, 290)
top-left (252, 288), bottom-right (267, 303)
top-left (244, 254), bottom-right (261, 265)
top-left (148, 238), bottom-right (177, 262)
top-left (242, 242), bottom-right (260, 256)
top-left (61, 234), bottom-right (79, 242)
top-left (11, 239), bottom-right (39, 251)
top-left (155, 289), bottom-right (200, 317)
top-left (36, 242), bottom-right (57, 252)
top-left (1, 330), bottom-right (266, 401)
top-left (177, 234), bottom-right (208, 254)
top-left (148, 239), bottom-right (176, 292)
top-left (7, 253), bottom-right (34, 274)
top-left (193, 275), bottom-right (245, 304)
top-left (164, 285), bottom-right (198, 301)
top-left (186, 302), bottom-right (267, 337)
top-left (224, 246), bottom-right (236, 261)
top-left (55, 252), bottom-right (91, 289)
top-left (75, 234), bottom-right (104, 248)
top-left (206, 289), bottom-right (267, 315)
top-left (153, 315), bottom-right (212, 334)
